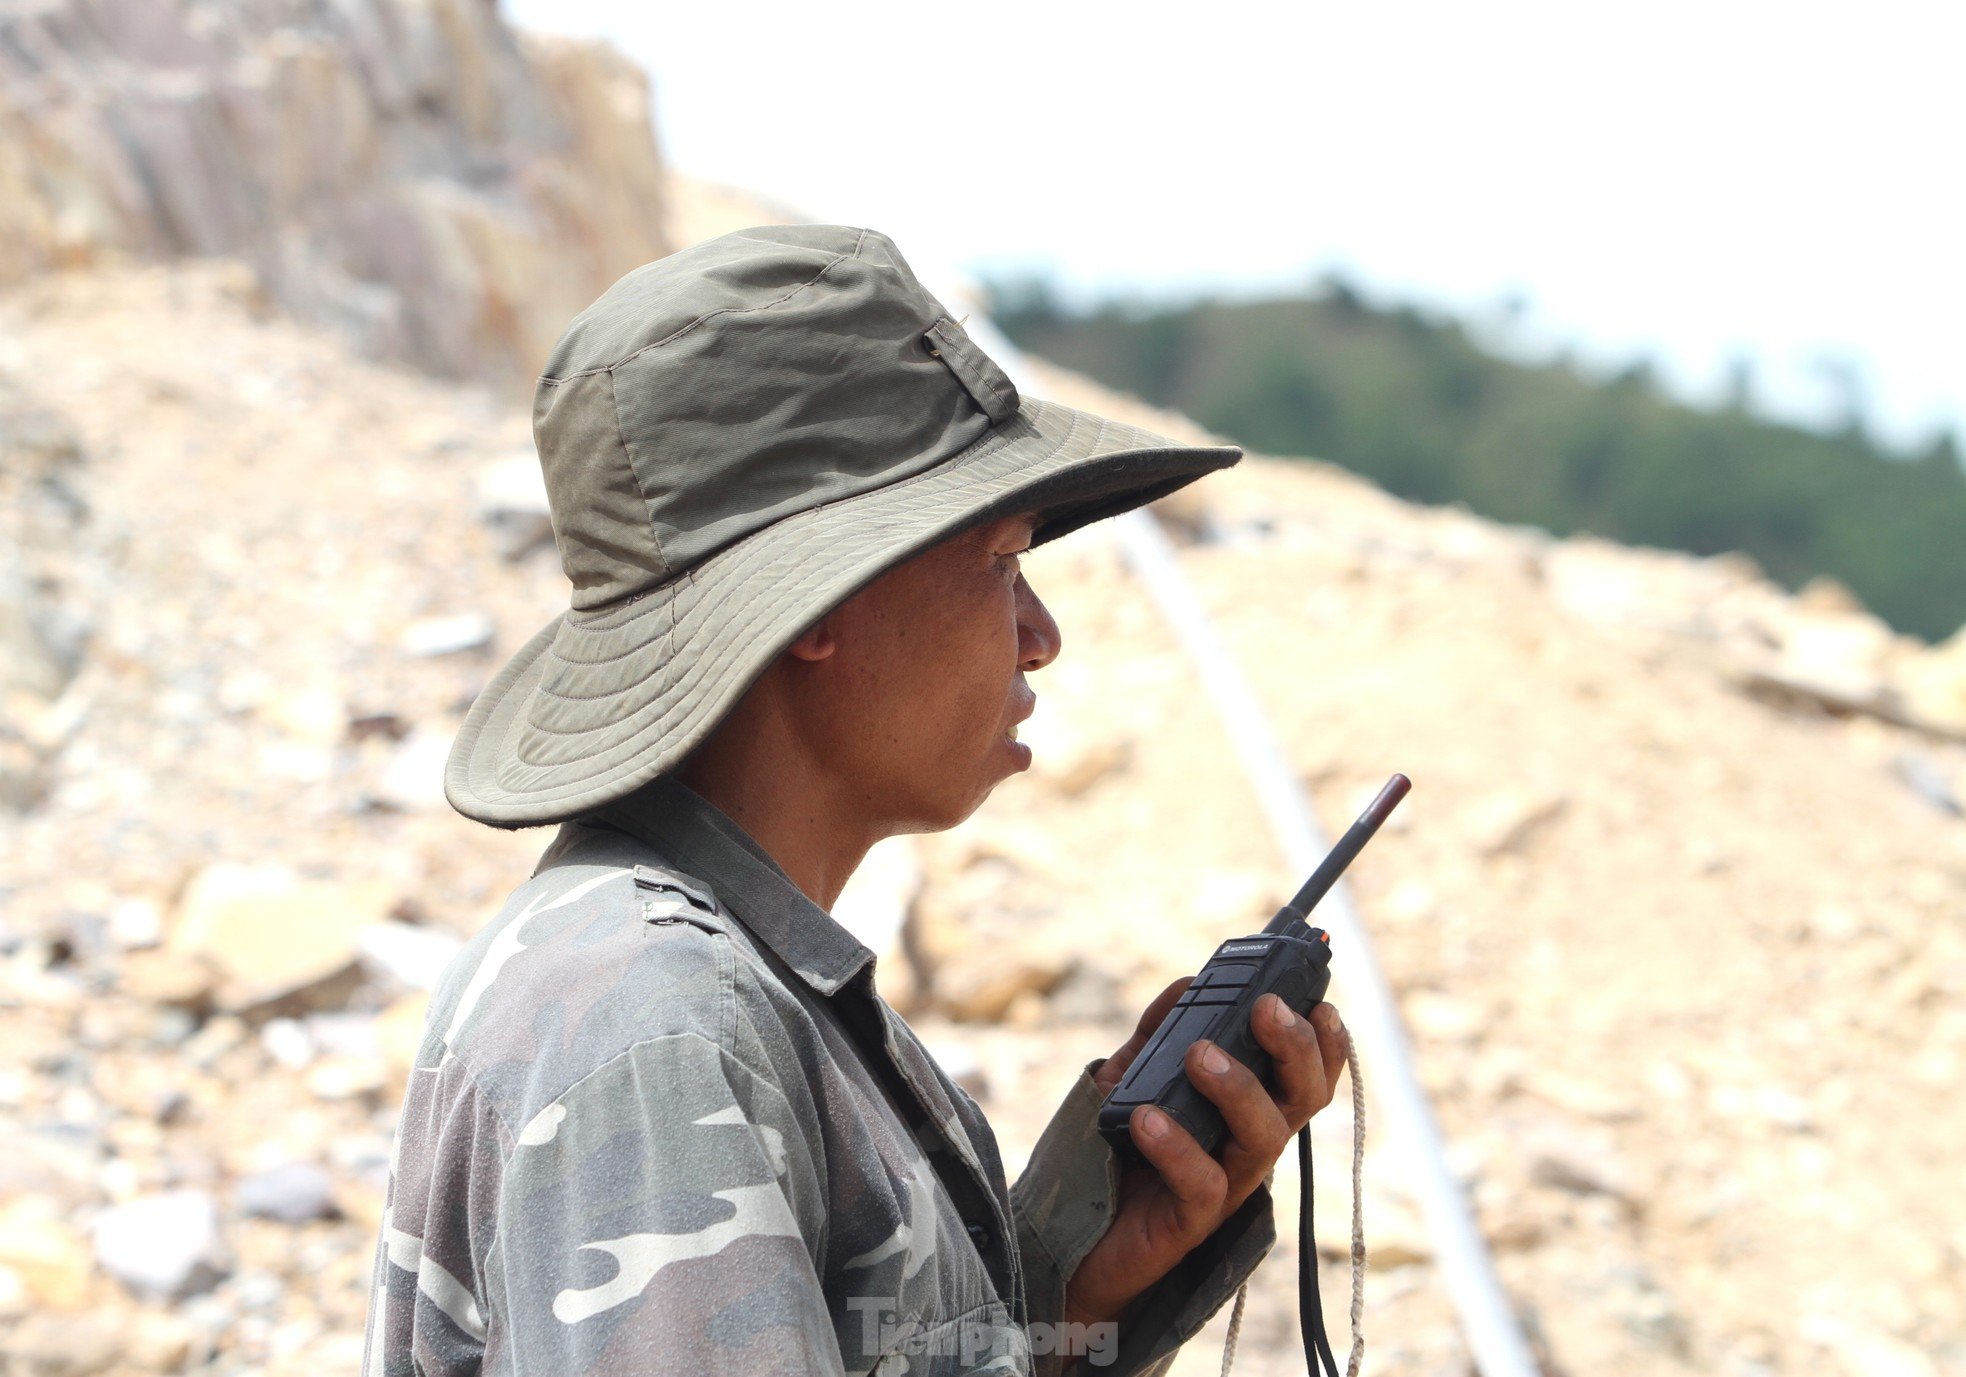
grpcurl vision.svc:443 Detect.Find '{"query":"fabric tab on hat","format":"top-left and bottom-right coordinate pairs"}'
top-left (924, 317), bottom-right (1020, 424)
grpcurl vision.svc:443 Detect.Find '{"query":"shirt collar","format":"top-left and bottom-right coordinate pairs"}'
top-left (586, 775), bottom-right (877, 997)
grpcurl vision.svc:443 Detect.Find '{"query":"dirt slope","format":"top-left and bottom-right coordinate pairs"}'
top-left (1, 261), bottom-right (1962, 1376)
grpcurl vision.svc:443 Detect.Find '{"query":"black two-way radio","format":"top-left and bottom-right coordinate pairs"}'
top-left (1098, 772), bottom-right (1410, 1376)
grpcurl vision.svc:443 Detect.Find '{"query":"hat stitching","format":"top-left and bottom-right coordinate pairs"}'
top-left (601, 365), bottom-right (672, 581)
top-left (925, 318), bottom-right (1017, 420)
top-left (538, 229), bottom-right (870, 384)
top-left (668, 567), bottom-right (684, 649)
top-left (536, 540), bottom-right (819, 694)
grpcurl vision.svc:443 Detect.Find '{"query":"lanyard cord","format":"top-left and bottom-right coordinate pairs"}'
top-left (1219, 1041), bottom-right (1367, 1377)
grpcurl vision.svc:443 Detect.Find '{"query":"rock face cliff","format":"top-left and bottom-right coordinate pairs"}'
top-left (0, 0), bottom-right (675, 380)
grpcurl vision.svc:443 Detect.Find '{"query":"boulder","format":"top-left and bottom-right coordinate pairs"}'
top-left (169, 863), bottom-right (392, 1017)
top-left (1896, 625), bottom-right (1966, 738)
top-left (235, 1162), bottom-right (339, 1223)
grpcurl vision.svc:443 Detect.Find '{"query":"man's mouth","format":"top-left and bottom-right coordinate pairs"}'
top-left (1004, 722), bottom-right (1020, 743)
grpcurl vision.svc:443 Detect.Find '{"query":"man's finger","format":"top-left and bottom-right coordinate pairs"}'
top-left (1312, 1002), bottom-right (1349, 1101)
top-left (1249, 993), bottom-right (1332, 1126)
top-left (1128, 1104), bottom-right (1228, 1236)
top-left (1094, 977), bottom-right (1194, 1095)
top-left (1184, 1038), bottom-right (1291, 1191)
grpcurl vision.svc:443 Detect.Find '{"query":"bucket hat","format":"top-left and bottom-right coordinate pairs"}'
top-left (447, 224), bottom-right (1242, 827)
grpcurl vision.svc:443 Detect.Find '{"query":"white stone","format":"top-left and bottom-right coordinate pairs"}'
top-left (92, 1190), bottom-right (226, 1299)
top-left (259, 1018), bottom-right (316, 1070)
top-left (399, 613), bottom-right (495, 658)
top-left (356, 921), bottom-right (465, 991)
top-left (369, 728), bottom-right (457, 812)
top-left (107, 897), bottom-right (163, 950)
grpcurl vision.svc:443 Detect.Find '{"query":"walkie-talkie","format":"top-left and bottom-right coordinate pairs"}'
top-left (1098, 774), bottom-right (1409, 1377)
top-left (1097, 773), bottom-right (1408, 1160)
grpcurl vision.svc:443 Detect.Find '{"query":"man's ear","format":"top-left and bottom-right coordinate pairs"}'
top-left (786, 615), bottom-right (837, 662)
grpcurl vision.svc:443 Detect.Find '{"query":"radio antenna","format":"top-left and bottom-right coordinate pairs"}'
top-left (1264, 774), bottom-right (1411, 936)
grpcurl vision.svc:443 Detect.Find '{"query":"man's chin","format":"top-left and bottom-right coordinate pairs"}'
top-left (1002, 733), bottom-right (1033, 772)
top-left (893, 745), bottom-right (1033, 834)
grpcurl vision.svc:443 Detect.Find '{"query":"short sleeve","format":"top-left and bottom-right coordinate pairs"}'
top-left (480, 1032), bottom-right (847, 1375)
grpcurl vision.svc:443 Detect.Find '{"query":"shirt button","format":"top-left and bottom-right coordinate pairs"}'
top-left (965, 1221), bottom-right (993, 1252)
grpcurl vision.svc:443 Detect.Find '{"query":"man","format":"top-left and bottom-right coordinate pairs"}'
top-left (363, 225), bottom-right (1349, 1376)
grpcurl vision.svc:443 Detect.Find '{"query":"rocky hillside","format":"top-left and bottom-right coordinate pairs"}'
top-left (0, 0), bottom-right (673, 381)
top-left (2, 256), bottom-right (1963, 1377)
top-left (4, 4), bottom-right (1965, 1373)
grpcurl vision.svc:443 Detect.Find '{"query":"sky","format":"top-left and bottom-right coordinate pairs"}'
top-left (505, 0), bottom-right (1963, 452)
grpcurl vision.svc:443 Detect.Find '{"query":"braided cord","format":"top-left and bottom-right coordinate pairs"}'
top-left (1217, 1043), bottom-right (1367, 1377)
top-left (1217, 1279), bottom-right (1249, 1377)
top-left (1344, 1040), bottom-right (1366, 1377)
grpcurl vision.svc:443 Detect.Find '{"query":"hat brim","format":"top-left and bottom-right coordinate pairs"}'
top-left (446, 394), bottom-right (1240, 827)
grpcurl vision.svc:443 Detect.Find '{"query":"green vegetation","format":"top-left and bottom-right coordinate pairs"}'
top-left (987, 275), bottom-right (1966, 642)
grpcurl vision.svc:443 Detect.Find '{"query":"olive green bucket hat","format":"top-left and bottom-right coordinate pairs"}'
top-left (447, 224), bottom-right (1242, 828)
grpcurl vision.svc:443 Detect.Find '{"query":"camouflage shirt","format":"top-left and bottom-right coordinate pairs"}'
top-left (362, 776), bottom-right (1275, 1375)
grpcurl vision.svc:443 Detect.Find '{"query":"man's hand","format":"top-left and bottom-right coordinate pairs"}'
top-left (1062, 977), bottom-right (1349, 1329)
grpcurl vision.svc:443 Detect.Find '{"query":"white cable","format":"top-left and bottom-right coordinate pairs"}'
top-left (939, 283), bottom-right (1540, 1377)
top-left (1108, 507), bottom-right (1538, 1377)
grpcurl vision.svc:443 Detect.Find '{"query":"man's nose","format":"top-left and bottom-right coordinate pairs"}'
top-left (1016, 576), bottom-right (1062, 671)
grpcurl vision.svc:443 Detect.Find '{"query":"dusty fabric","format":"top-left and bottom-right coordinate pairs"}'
top-left (362, 775), bottom-right (1274, 1375)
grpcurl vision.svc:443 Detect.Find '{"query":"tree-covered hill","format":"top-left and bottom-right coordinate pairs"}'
top-left (989, 277), bottom-right (1966, 642)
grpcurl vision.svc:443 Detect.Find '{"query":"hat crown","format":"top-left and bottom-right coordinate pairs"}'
top-left (532, 225), bottom-right (1019, 610)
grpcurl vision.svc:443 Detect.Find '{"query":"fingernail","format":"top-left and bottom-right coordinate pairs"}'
top-left (1140, 1108), bottom-right (1169, 1139)
top-left (1271, 998), bottom-right (1297, 1028)
top-left (1318, 1005), bottom-right (1341, 1033)
top-left (1201, 1043), bottom-right (1231, 1075)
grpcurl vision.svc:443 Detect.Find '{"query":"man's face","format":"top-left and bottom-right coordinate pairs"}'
top-left (794, 511), bottom-right (1060, 833)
